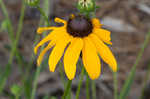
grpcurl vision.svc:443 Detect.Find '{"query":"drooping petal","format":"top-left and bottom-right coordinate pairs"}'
top-left (64, 38), bottom-right (83, 80)
top-left (37, 41), bottom-right (55, 66)
top-left (37, 27), bottom-right (56, 34)
top-left (93, 28), bottom-right (112, 45)
top-left (34, 28), bottom-right (67, 54)
top-left (34, 34), bottom-right (53, 55)
top-left (54, 17), bottom-right (67, 25)
top-left (82, 37), bottom-right (101, 80)
top-left (37, 18), bottom-right (67, 34)
top-left (92, 18), bottom-right (102, 28)
top-left (90, 34), bottom-right (117, 72)
top-left (49, 36), bottom-right (72, 72)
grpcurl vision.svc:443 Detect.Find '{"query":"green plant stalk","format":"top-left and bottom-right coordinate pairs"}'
top-left (0, 0), bottom-right (25, 93)
top-left (59, 61), bottom-right (65, 86)
top-left (0, 0), bottom-right (25, 62)
top-left (30, 0), bottom-right (50, 99)
top-left (86, 73), bottom-right (90, 99)
top-left (67, 85), bottom-right (72, 99)
top-left (0, 0), bottom-right (25, 71)
top-left (22, 24), bottom-right (42, 98)
top-left (62, 80), bottom-right (72, 99)
top-left (20, 31), bottom-right (40, 98)
top-left (140, 62), bottom-right (150, 99)
top-left (36, 6), bottom-right (49, 25)
top-left (8, 0), bottom-right (26, 64)
top-left (113, 72), bottom-right (118, 99)
top-left (0, 0), bottom-right (14, 41)
top-left (29, 18), bottom-right (44, 99)
top-left (91, 80), bottom-right (96, 99)
top-left (23, 1), bottom-right (50, 98)
top-left (31, 65), bottom-right (42, 99)
top-left (0, 64), bottom-right (11, 93)
top-left (75, 67), bottom-right (85, 99)
top-left (23, 17), bottom-right (43, 79)
top-left (119, 31), bottom-right (150, 99)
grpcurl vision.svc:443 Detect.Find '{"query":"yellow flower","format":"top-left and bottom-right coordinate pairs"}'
top-left (34, 15), bottom-right (117, 80)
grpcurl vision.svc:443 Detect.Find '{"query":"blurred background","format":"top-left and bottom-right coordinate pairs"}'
top-left (0, 0), bottom-right (150, 99)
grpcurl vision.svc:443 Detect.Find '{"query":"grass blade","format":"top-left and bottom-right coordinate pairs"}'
top-left (140, 62), bottom-right (150, 99)
top-left (0, 64), bottom-right (11, 93)
top-left (119, 31), bottom-right (150, 99)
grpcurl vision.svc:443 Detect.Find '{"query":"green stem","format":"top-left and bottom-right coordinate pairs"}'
top-left (75, 67), bottom-right (85, 99)
top-left (140, 62), bottom-right (150, 99)
top-left (36, 6), bottom-right (49, 25)
top-left (8, 1), bottom-right (25, 64)
top-left (59, 61), bottom-right (65, 86)
top-left (113, 72), bottom-right (118, 99)
top-left (0, 0), bottom-right (25, 66)
top-left (67, 86), bottom-right (72, 99)
top-left (91, 80), bottom-right (96, 99)
top-left (24, 16), bottom-right (44, 78)
top-left (23, 12), bottom-right (43, 99)
top-left (0, 0), bottom-right (14, 41)
top-left (62, 80), bottom-right (72, 99)
top-left (86, 73), bottom-right (90, 99)
top-left (31, 0), bottom-right (50, 99)
top-left (31, 66), bottom-right (42, 99)
top-left (0, 0), bottom-right (25, 70)
top-left (0, 0), bottom-right (25, 93)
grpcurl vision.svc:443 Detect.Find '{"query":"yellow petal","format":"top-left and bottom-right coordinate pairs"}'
top-left (34, 28), bottom-right (67, 54)
top-left (54, 17), bottom-right (67, 25)
top-left (37, 19), bottom-right (67, 34)
top-left (49, 37), bottom-right (71, 72)
top-left (37, 41), bottom-right (55, 66)
top-left (34, 34), bottom-right (52, 55)
top-left (82, 37), bottom-right (101, 80)
top-left (37, 27), bottom-right (56, 34)
top-left (90, 34), bottom-right (117, 72)
top-left (92, 18), bottom-right (102, 28)
top-left (93, 28), bottom-right (112, 45)
top-left (64, 38), bottom-right (83, 80)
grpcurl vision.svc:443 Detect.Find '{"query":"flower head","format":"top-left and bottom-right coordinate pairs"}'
top-left (34, 14), bottom-right (117, 80)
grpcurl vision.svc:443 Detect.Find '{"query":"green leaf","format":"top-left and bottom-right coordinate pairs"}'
top-left (10, 84), bottom-right (22, 97)
top-left (0, 64), bottom-right (11, 93)
top-left (0, 19), bottom-right (8, 32)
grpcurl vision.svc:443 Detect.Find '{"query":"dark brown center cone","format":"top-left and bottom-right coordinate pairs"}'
top-left (67, 15), bottom-right (93, 38)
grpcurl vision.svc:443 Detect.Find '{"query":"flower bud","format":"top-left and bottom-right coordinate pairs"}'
top-left (77, 0), bottom-right (95, 13)
top-left (25, 0), bottom-right (40, 7)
